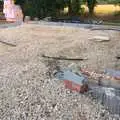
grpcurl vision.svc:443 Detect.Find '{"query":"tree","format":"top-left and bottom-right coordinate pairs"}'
top-left (65, 0), bottom-right (81, 16)
top-left (112, 0), bottom-right (120, 4)
top-left (87, 0), bottom-right (97, 15)
top-left (97, 0), bottom-right (120, 4)
top-left (15, 0), bottom-right (65, 18)
top-left (71, 0), bottom-right (80, 15)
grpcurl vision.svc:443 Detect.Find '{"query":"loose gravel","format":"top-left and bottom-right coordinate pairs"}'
top-left (0, 23), bottom-right (120, 120)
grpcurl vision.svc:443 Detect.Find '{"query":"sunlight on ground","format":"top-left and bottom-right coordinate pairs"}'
top-left (64, 4), bottom-right (120, 15)
top-left (82, 5), bottom-right (120, 15)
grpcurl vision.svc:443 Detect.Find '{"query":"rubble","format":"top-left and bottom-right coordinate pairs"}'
top-left (105, 69), bottom-right (120, 80)
top-left (81, 68), bottom-right (120, 88)
top-left (89, 86), bottom-right (120, 116)
top-left (54, 70), bottom-right (88, 93)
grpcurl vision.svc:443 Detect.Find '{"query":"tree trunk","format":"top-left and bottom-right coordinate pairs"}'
top-left (87, 0), bottom-right (96, 16)
top-left (68, 0), bottom-right (72, 15)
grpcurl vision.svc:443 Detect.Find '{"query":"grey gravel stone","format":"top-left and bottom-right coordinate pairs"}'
top-left (0, 24), bottom-right (119, 120)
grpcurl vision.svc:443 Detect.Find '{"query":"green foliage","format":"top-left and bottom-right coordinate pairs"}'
top-left (15, 0), bottom-right (83, 18)
top-left (64, 0), bottom-right (83, 15)
top-left (97, 0), bottom-right (120, 4)
top-left (15, 0), bottom-right (120, 18)
top-left (15, 0), bottom-right (65, 18)
top-left (71, 0), bottom-right (80, 15)
top-left (114, 11), bottom-right (120, 16)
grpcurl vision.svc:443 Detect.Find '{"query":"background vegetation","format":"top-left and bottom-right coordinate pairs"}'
top-left (1, 0), bottom-right (120, 19)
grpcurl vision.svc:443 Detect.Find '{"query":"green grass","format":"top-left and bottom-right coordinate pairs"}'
top-left (103, 21), bottom-right (120, 26)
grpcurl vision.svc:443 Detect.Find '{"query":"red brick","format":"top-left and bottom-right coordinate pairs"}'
top-left (63, 80), bottom-right (88, 93)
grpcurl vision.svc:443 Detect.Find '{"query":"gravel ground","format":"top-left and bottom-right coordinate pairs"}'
top-left (0, 23), bottom-right (120, 120)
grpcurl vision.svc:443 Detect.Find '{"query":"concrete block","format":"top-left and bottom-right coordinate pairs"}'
top-left (93, 36), bottom-right (110, 42)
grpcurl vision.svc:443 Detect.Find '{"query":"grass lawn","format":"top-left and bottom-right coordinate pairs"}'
top-left (103, 21), bottom-right (120, 26)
